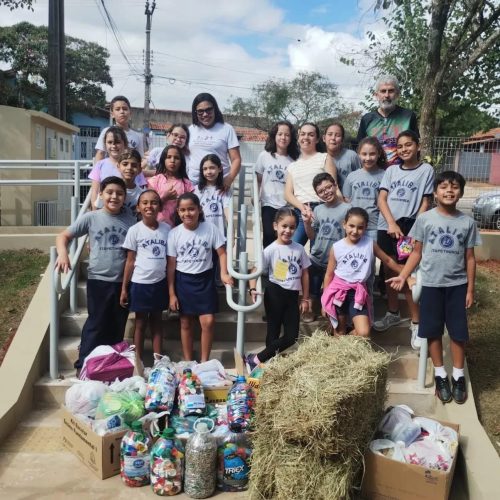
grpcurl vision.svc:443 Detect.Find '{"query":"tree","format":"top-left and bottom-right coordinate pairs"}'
top-left (0, 0), bottom-right (34, 9)
top-left (226, 71), bottom-right (349, 131)
top-left (0, 22), bottom-right (112, 120)
top-left (362, 0), bottom-right (500, 153)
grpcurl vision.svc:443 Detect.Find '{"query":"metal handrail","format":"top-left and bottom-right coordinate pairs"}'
top-left (225, 163), bottom-right (264, 356)
top-left (49, 191), bottom-right (91, 379)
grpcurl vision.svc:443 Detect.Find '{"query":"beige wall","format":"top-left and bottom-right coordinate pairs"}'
top-left (0, 106), bottom-right (78, 226)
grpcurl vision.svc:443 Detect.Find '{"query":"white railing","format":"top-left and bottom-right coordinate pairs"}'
top-left (226, 163), bottom-right (264, 356)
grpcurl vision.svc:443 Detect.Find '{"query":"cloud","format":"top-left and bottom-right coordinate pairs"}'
top-left (0, 1), bottom-right (383, 113)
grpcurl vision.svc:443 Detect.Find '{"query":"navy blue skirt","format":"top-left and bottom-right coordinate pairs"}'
top-left (129, 278), bottom-right (169, 313)
top-left (176, 269), bottom-right (218, 315)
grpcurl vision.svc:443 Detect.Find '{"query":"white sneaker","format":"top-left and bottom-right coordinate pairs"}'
top-left (373, 311), bottom-right (403, 332)
top-left (410, 322), bottom-right (422, 350)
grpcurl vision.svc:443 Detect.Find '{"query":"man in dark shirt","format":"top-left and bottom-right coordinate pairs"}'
top-left (357, 75), bottom-right (419, 167)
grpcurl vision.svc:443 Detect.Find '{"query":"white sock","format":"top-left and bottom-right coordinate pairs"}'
top-left (434, 366), bottom-right (447, 378)
top-left (452, 367), bottom-right (465, 381)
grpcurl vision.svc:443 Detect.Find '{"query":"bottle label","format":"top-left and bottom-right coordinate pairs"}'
top-left (123, 454), bottom-right (150, 478)
top-left (184, 393), bottom-right (205, 410)
top-left (223, 455), bottom-right (249, 486)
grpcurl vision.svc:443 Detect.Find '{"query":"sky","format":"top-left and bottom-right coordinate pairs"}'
top-left (1, 0), bottom-right (387, 114)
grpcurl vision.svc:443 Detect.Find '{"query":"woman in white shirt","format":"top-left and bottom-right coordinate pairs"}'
top-left (187, 93), bottom-right (241, 189)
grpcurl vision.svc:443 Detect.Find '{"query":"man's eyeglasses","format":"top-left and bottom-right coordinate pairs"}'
top-left (316, 183), bottom-right (336, 196)
top-left (196, 106), bottom-right (214, 116)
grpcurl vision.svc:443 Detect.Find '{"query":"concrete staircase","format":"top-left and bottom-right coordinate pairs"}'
top-left (33, 262), bottom-right (435, 414)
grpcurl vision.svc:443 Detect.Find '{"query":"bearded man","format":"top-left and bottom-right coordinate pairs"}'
top-left (357, 75), bottom-right (419, 167)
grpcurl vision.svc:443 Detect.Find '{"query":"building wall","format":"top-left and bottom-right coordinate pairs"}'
top-left (0, 106), bottom-right (78, 225)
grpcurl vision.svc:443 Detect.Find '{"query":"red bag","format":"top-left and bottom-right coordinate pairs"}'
top-left (79, 341), bottom-right (135, 382)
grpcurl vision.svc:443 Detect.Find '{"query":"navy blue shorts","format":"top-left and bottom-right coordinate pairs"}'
top-left (309, 260), bottom-right (326, 298)
top-left (129, 278), bottom-right (169, 313)
top-left (418, 284), bottom-right (469, 342)
top-left (175, 269), bottom-right (218, 315)
top-left (335, 289), bottom-right (368, 319)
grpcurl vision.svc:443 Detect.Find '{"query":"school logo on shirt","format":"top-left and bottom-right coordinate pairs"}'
top-left (152, 246), bottom-right (161, 257)
top-left (428, 226), bottom-right (464, 255)
top-left (351, 259), bottom-right (359, 269)
top-left (317, 217), bottom-right (343, 242)
top-left (265, 164), bottom-right (286, 183)
top-left (362, 187), bottom-right (372, 197)
top-left (284, 255), bottom-right (302, 278)
top-left (178, 236), bottom-right (210, 262)
top-left (109, 234), bottom-right (120, 246)
top-left (396, 188), bottom-right (406, 198)
top-left (209, 202), bottom-right (219, 213)
top-left (340, 251), bottom-right (368, 269)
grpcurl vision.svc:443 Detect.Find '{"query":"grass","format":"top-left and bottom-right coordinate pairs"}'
top-left (467, 260), bottom-right (500, 455)
top-left (0, 249), bottom-right (49, 365)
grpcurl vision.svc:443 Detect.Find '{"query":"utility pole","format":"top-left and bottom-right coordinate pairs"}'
top-left (143, 0), bottom-right (156, 148)
top-left (48, 0), bottom-right (66, 121)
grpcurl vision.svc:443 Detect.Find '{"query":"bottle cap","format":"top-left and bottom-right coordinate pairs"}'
top-left (131, 421), bottom-right (143, 432)
top-left (236, 375), bottom-right (246, 383)
top-left (162, 428), bottom-right (175, 439)
top-left (183, 368), bottom-right (192, 375)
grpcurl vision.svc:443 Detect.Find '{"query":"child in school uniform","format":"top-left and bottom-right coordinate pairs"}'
top-left (246, 207), bottom-right (311, 372)
top-left (94, 95), bottom-right (145, 161)
top-left (167, 193), bottom-right (234, 362)
top-left (55, 177), bottom-right (136, 374)
top-left (121, 190), bottom-right (171, 364)
top-left (388, 171), bottom-right (481, 404)
top-left (302, 172), bottom-right (351, 321)
top-left (374, 130), bottom-right (435, 349)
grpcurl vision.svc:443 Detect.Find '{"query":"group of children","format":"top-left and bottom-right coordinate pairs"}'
top-left (56, 95), bottom-right (234, 374)
top-left (247, 120), bottom-right (480, 405)
top-left (55, 96), bottom-right (480, 405)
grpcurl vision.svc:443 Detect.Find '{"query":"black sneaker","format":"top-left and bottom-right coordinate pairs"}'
top-left (434, 376), bottom-right (452, 403)
top-left (245, 354), bottom-right (258, 374)
top-left (452, 376), bottom-right (467, 404)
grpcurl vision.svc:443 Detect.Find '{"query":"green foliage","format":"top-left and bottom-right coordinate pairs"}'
top-left (363, 0), bottom-right (500, 137)
top-left (226, 71), bottom-right (350, 131)
top-left (0, 22), bottom-right (112, 119)
top-left (0, 0), bottom-right (34, 9)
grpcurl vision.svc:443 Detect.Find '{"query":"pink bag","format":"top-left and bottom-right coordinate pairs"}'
top-left (79, 341), bottom-right (135, 382)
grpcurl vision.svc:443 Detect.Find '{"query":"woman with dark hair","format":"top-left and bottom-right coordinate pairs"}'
top-left (187, 93), bottom-right (241, 189)
top-left (255, 120), bottom-right (300, 247)
top-left (284, 122), bottom-right (338, 246)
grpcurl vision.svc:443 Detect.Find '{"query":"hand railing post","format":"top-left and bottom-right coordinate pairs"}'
top-left (236, 252), bottom-right (248, 356)
top-left (50, 246), bottom-right (60, 380)
top-left (69, 196), bottom-right (79, 314)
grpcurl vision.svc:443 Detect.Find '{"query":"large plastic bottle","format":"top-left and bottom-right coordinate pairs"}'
top-left (184, 419), bottom-right (217, 499)
top-left (217, 425), bottom-right (252, 492)
top-left (150, 427), bottom-right (184, 496)
top-left (226, 375), bottom-right (256, 432)
top-left (178, 368), bottom-right (206, 418)
top-left (120, 420), bottom-right (151, 487)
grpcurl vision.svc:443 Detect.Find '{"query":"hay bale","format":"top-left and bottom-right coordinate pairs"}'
top-left (249, 331), bottom-right (390, 499)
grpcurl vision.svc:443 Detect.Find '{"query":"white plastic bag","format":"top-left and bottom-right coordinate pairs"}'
top-left (109, 375), bottom-right (147, 397)
top-left (193, 359), bottom-right (232, 387)
top-left (369, 439), bottom-right (406, 463)
top-left (65, 380), bottom-right (109, 418)
top-left (378, 405), bottom-right (421, 446)
top-left (413, 417), bottom-right (458, 458)
top-left (404, 436), bottom-right (453, 471)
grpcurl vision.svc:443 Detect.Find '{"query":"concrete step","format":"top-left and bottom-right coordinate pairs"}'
top-left (386, 377), bottom-right (436, 415)
top-left (60, 309), bottom-right (268, 342)
top-left (57, 337), bottom-right (265, 371)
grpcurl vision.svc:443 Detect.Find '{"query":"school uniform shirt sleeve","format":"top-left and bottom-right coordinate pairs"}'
top-left (465, 218), bottom-right (482, 248)
top-left (408, 213), bottom-right (425, 242)
top-left (88, 160), bottom-right (105, 181)
top-left (167, 227), bottom-right (178, 258)
top-left (122, 223), bottom-right (139, 252)
top-left (379, 167), bottom-right (392, 192)
top-left (343, 173), bottom-right (354, 199)
top-left (254, 151), bottom-right (266, 175)
top-left (95, 127), bottom-right (109, 152)
top-left (67, 212), bottom-right (92, 238)
top-left (210, 224), bottom-right (226, 250)
top-left (225, 123), bottom-right (240, 150)
top-left (299, 245), bottom-right (311, 269)
top-left (422, 163), bottom-right (435, 196)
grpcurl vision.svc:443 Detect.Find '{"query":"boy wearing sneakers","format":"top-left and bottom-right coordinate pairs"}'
top-left (55, 176), bottom-right (136, 373)
top-left (302, 172), bottom-right (351, 321)
top-left (387, 171), bottom-right (481, 404)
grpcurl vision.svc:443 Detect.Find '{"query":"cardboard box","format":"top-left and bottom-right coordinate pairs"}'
top-left (361, 419), bottom-right (460, 500)
top-left (61, 407), bottom-right (127, 479)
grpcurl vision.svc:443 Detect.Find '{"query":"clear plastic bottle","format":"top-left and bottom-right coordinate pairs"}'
top-left (150, 427), bottom-right (184, 496)
top-left (184, 419), bottom-right (217, 499)
top-left (226, 375), bottom-right (256, 432)
top-left (217, 425), bottom-right (252, 492)
top-left (178, 368), bottom-right (206, 417)
top-left (120, 420), bottom-right (151, 487)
